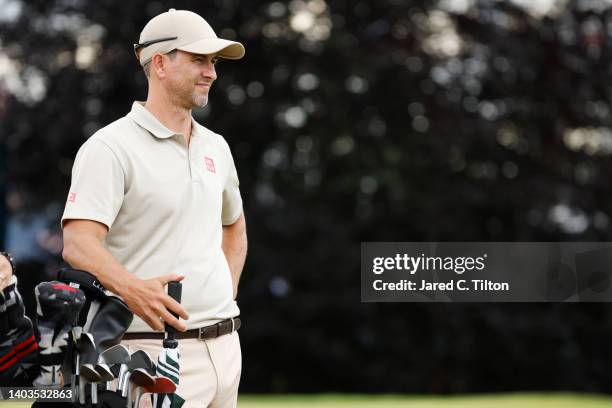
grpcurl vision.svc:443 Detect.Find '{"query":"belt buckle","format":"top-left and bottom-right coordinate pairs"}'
top-left (198, 327), bottom-right (205, 341)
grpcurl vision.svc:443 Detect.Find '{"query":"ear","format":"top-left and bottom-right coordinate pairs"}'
top-left (151, 53), bottom-right (167, 78)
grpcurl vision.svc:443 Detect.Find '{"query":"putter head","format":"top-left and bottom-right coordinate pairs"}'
top-left (144, 375), bottom-right (177, 394)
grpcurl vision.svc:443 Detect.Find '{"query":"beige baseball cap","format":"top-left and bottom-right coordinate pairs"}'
top-left (135, 8), bottom-right (245, 66)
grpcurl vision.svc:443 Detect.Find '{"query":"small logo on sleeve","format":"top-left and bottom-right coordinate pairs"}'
top-left (68, 192), bottom-right (77, 203)
top-left (204, 156), bottom-right (216, 173)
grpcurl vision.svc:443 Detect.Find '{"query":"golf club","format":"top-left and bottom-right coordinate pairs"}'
top-left (152, 281), bottom-right (182, 408)
top-left (134, 376), bottom-right (176, 408)
top-left (121, 350), bottom-right (153, 407)
top-left (136, 375), bottom-right (177, 407)
top-left (130, 367), bottom-right (156, 408)
top-left (96, 344), bottom-right (130, 384)
top-left (145, 375), bottom-right (177, 394)
top-left (78, 332), bottom-right (101, 406)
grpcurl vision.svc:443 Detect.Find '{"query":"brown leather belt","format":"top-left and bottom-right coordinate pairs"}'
top-left (122, 317), bottom-right (241, 341)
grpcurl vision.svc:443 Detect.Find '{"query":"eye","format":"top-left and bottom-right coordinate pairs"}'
top-left (211, 57), bottom-right (219, 65)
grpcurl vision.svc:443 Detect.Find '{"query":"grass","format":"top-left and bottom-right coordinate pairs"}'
top-left (237, 393), bottom-right (612, 407)
top-left (2, 393), bottom-right (611, 407)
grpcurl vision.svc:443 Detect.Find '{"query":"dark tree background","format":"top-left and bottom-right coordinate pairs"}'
top-left (2, 0), bottom-right (612, 394)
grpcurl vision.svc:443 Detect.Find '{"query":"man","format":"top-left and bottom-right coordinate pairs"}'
top-left (61, 9), bottom-right (247, 407)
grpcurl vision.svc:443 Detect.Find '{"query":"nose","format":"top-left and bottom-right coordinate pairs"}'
top-left (202, 60), bottom-right (217, 81)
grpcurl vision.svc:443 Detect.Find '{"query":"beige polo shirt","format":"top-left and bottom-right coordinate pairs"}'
top-left (62, 102), bottom-right (242, 332)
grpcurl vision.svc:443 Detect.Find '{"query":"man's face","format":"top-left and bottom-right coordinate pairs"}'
top-left (163, 50), bottom-right (218, 109)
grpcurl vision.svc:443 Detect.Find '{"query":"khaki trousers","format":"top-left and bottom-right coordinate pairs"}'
top-left (120, 331), bottom-right (241, 408)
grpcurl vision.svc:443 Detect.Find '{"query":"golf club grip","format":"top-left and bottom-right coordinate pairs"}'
top-left (165, 281), bottom-right (182, 334)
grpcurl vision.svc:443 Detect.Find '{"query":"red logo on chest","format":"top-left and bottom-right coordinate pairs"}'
top-left (204, 156), bottom-right (216, 173)
top-left (68, 192), bottom-right (77, 203)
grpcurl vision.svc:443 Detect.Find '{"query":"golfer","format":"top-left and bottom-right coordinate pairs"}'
top-left (61, 9), bottom-right (247, 407)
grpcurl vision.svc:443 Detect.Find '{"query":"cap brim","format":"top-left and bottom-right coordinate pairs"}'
top-left (177, 38), bottom-right (245, 60)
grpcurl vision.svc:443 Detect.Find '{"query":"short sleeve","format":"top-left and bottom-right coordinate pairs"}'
top-left (221, 145), bottom-right (243, 225)
top-left (61, 139), bottom-right (125, 230)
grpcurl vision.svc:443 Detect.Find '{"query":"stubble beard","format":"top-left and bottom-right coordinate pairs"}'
top-left (170, 77), bottom-right (209, 109)
top-left (192, 91), bottom-right (209, 109)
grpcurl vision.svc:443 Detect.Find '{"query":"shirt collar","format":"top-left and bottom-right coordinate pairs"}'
top-left (128, 102), bottom-right (201, 140)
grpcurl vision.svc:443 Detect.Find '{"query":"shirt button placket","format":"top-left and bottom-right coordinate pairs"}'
top-left (188, 137), bottom-right (197, 183)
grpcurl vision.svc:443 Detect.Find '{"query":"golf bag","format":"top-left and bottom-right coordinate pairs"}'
top-left (0, 265), bottom-right (136, 407)
top-left (56, 268), bottom-right (134, 407)
top-left (0, 275), bottom-right (39, 387)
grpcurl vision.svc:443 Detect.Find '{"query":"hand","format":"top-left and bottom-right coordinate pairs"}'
top-left (0, 253), bottom-right (13, 290)
top-left (120, 274), bottom-right (189, 332)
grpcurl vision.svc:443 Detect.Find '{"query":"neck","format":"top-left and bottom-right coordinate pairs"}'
top-left (144, 85), bottom-right (192, 145)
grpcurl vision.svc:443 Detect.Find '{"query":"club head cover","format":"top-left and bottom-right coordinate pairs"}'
top-left (33, 281), bottom-right (85, 388)
top-left (156, 347), bottom-right (180, 386)
top-left (86, 296), bottom-right (133, 351)
top-left (153, 391), bottom-right (185, 408)
top-left (57, 268), bottom-right (108, 328)
top-left (57, 269), bottom-right (107, 300)
top-left (35, 281), bottom-right (85, 328)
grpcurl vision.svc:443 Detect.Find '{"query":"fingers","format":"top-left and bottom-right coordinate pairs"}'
top-left (145, 292), bottom-right (188, 332)
top-left (127, 275), bottom-right (189, 332)
top-left (143, 312), bottom-right (165, 332)
top-left (165, 297), bottom-right (189, 321)
top-left (157, 274), bottom-right (185, 285)
top-left (141, 301), bottom-right (187, 332)
top-left (158, 308), bottom-right (187, 332)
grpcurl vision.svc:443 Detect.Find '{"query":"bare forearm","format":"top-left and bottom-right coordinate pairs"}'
top-left (62, 220), bottom-right (188, 332)
top-left (62, 234), bottom-right (136, 298)
top-left (222, 214), bottom-right (247, 298)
